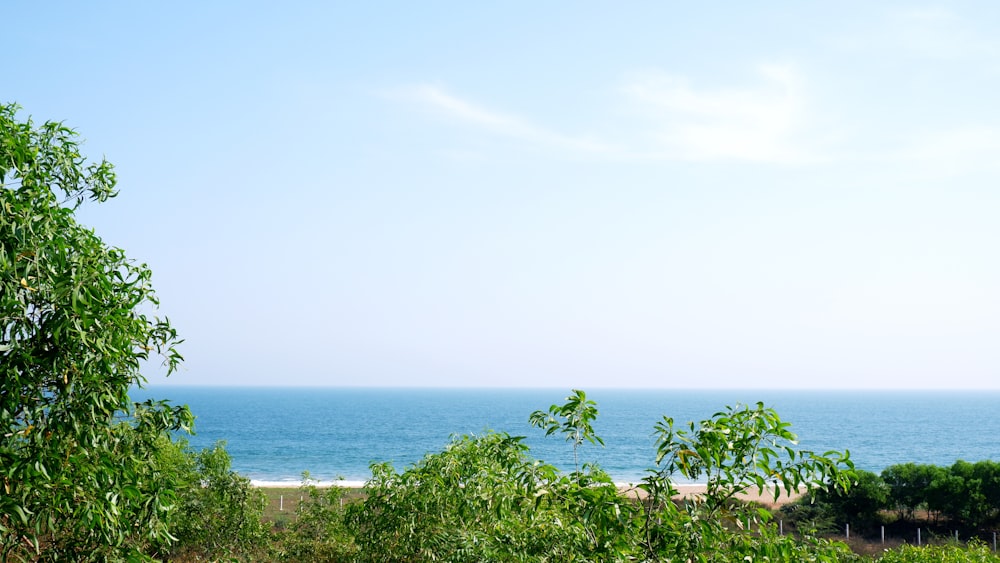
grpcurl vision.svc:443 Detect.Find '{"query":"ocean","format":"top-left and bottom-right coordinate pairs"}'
top-left (132, 387), bottom-right (1000, 486)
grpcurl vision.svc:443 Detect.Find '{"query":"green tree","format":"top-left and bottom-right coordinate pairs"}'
top-left (942, 459), bottom-right (1000, 529)
top-left (529, 388), bottom-right (604, 473)
top-left (926, 468), bottom-right (966, 524)
top-left (809, 469), bottom-right (889, 532)
top-left (639, 402), bottom-right (855, 561)
top-left (882, 462), bottom-right (939, 521)
top-left (0, 103), bottom-right (191, 561)
top-left (970, 460), bottom-right (1000, 527)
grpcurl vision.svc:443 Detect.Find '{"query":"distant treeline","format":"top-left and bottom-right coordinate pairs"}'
top-left (784, 460), bottom-right (1000, 534)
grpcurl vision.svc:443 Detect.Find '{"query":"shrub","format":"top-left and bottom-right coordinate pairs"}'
top-left (346, 431), bottom-right (634, 562)
top-left (876, 541), bottom-right (1000, 562)
top-left (882, 463), bottom-right (941, 521)
top-left (636, 401), bottom-right (855, 561)
top-left (344, 395), bottom-right (856, 562)
top-left (276, 474), bottom-right (358, 562)
top-left (168, 441), bottom-right (271, 561)
top-left (806, 469), bottom-right (889, 534)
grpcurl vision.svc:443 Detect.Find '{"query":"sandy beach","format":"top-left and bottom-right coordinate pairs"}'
top-left (619, 483), bottom-right (804, 507)
top-left (254, 481), bottom-right (804, 508)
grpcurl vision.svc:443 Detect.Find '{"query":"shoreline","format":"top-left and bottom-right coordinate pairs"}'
top-left (252, 481), bottom-right (803, 507)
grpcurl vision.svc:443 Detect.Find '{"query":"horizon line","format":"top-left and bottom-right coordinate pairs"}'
top-left (135, 384), bottom-right (1000, 392)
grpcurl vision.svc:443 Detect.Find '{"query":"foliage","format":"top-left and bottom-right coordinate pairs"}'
top-left (808, 469), bottom-right (889, 532)
top-left (646, 401), bottom-right (853, 512)
top-left (778, 493), bottom-right (841, 536)
top-left (782, 459), bottom-right (1000, 545)
top-left (529, 388), bottom-right (604, 473)
top-left (168, 441), bottom-right (270, 561)
top-left (0, 103), bottom-right (191, 561)
top-left (275, 473), bottom-right (358, 562)
top-left (333, 394), bottom-right (857, 562)
top-left (881, 460), bottom-right (1000, 529)
top-left (636, 401), bottom-right (856, 561)
top-left (882, 463), bottom-right (941, 521)
top-left (346, 431), bottom-right (635, 562)
top-left (943, 460), bottom-right (1000, 528)
top-left (875, 541), bottom-right (1000, 563)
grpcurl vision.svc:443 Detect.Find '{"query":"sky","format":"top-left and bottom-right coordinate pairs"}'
top-left (4, 1), bottom-right (1000, 389)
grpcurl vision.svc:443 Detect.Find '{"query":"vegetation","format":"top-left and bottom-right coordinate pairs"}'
top-left (275, 473), bottom-right (357, 562)
top-left (529, 388), bottom-right (604, 472)
top-left (635, 400), bottom-right (855, 561)
top-left (264, 396), bottom-right (1000, 562)
top-left (164, 440), bottom-right (271, 561)
top-left (875, 542), bottom-right (1000, 563)
top-left (269, 393), bottom-right (855, 562)
top-left (783, 460), bottom-right (1000, 539)
top-left (5, 104), bottom-right (1000, 561)
top-left (1, 103), bottom-right (192, 561)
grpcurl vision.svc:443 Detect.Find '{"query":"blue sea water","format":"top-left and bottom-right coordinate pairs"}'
top-left (132, 387), bottom-right (1000, 485)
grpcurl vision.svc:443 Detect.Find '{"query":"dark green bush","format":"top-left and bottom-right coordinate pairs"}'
top-left (808, 469), bottom-right (889, 533)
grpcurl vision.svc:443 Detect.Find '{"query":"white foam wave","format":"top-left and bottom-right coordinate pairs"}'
top-left (251, 479), bottom-right (366, 488)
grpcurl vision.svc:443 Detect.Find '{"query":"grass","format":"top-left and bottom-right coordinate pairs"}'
top-left (259, 487), bottom-right (302, 523)
top-left (258, 486), bottom-right (366, 528)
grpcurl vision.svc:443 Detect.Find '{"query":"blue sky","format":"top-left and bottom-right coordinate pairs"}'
top-left (6, 2), bottom-right (1000, 388)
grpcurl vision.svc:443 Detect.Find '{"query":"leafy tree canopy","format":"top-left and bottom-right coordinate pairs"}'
top-left (0, 103), bottom-right (191, 561)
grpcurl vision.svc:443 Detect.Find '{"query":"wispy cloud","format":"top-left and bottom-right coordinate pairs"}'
top-left (391, 67), bottom-right (822, 165)
top-left (620, 64), bottom-right (819, 164)
top-left (396, 58), bottom-right (1000, 170)
top-left (395, 84), bottom-right (617, 155)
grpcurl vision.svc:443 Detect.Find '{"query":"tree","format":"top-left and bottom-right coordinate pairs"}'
top-left (926, 467), bottom-right (965, 524)
top-left (0, 103), bottom-right (191, 561)
top-left (529, 388), bottom-right (604, 473)
top-left (970, 460), bottom-right (1000, 527)
top-left (882, 462), bottom-right (938, 521)
top-left (640, 402), bottom-right (855, 561)
top-left (810, 469), bottom-right (889, 532)
top-left (942, 459), bottom-right (998, 529)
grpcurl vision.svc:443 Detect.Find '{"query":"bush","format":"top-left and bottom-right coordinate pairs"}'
top-left (882, 463), bottom-right (942, 521)
top-left (339, 395), bottom-right (856, 562)
top-left (167, 441), bottom-right (271, 561)
top-left (883, 460), bottom-right (1000, 530)
top-left (346, 431), bottom-right (634, 562)
top-left (806, 469), bottom-right (889, 533)
top-left (275, 474), bottom-right (358, 562)
top-left (876, 541), bottom-right (1000, 562)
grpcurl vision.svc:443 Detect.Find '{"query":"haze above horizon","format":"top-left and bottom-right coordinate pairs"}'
top-left (6, 2), bottom-right (1000, 389)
